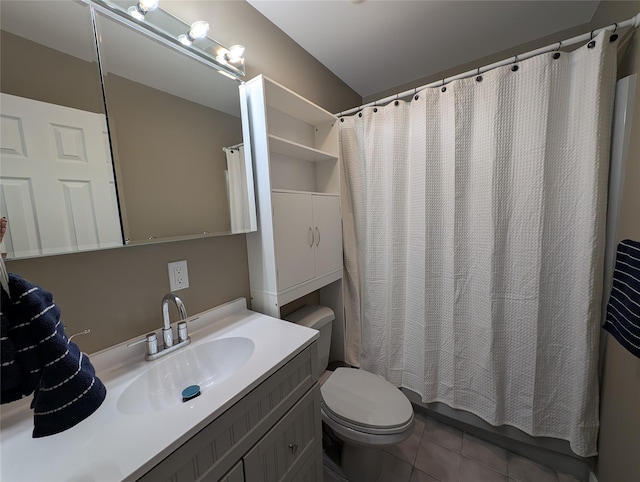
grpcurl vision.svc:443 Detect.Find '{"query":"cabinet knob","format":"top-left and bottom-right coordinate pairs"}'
top-left (289, 443), bottom-right (298, 454)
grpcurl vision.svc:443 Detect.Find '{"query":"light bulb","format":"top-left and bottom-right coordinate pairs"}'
top-left (138, 0), bottom-right (159, 12)
top-left (188, 21), bottom-right (209, 40)
top-left (226, 45), bottom-right (245, 63)
top-left (127, 0), bottom-right (159, 21)
top-left (178, 34), bottom-right (192, 46)
top-left (127, 5), bottom-right (145, 20)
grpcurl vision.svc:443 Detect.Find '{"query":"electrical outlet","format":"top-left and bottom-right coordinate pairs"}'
top-left (168, 260), bottom-right (189, 291)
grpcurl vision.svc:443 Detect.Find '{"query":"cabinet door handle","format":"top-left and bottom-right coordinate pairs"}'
top-left (289, 443), bottom-right (298, 454)
top-left (315, 227), bottom-right (320, 247)
top-left (308, 227), bottom-right (314, 247)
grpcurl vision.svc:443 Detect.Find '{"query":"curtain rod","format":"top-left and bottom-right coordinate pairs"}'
top-left (223, 142), bottom-right (244, 152)
top-left (337, 13), bottom-right (640, 117)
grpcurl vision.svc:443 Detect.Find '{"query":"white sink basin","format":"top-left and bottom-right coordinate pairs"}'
top-left (117, 337), bottom-right (255, 415)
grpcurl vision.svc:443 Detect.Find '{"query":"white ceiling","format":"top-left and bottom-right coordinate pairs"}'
top-left (247, 0), bottom-right (601, 99)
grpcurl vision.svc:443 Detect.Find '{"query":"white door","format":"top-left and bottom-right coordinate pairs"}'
top-left (312, 194), bottom-right (342, 277)
top-left (272, 191), bottom-right (315, 290)
top-left (0, 93), bottom-right (122, 258)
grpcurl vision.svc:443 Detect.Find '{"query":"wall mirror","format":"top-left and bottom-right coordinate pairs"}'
top-left (0, 0), bottom-right (256, 259)
top-left (0, 0), bottom-right (122, 258)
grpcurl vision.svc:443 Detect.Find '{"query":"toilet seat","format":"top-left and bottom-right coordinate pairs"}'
top-left (321, 368), bottom-right (414, 436)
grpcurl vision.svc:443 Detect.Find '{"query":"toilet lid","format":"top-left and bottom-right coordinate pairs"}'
top-left (321, 368), bottom-right (413, 430)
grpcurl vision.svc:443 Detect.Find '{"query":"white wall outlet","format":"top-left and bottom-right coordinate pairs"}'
top-left (168, 260), bottom-right (189, 291)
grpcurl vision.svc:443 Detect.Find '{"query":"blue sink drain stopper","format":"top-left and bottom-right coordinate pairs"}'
top-left (182, 384), bottom-right (201, 402)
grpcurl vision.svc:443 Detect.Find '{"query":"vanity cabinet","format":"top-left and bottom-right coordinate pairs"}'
top-left (137, 343), bottom-right (322, 482)
top-left (241, 75), bottom-right (343, 318)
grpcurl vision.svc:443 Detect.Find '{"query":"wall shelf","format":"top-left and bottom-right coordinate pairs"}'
top-left (268, 135), bottom-right (337, 163)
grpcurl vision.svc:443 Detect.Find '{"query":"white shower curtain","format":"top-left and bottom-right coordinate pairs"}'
top-left (340, 31), bottom-right (617, 457)
top-left (224, 145), bottom-right (251, 233)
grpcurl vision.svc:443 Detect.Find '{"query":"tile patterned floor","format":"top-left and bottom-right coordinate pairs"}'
top-left (323, 411), bottom-right (584, 482)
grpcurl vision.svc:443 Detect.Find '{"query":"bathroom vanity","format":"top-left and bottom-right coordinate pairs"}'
top-left (0, 298), bottom-right (322, 481)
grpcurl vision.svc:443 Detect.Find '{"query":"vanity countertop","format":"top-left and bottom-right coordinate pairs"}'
top-left (0, 298), bottom-right (318, 481)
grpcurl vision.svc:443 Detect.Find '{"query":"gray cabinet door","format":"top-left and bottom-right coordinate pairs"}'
top-left (243, 386), bottom-right (322, 482)
top-left (217, 461), bottom-right (244, 482)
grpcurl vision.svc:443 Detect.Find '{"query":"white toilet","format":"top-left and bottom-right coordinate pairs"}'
top-left (285, 305), bottom-right (414, 482)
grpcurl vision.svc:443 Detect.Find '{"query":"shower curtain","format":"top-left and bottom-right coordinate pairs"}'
top-left (339, 31), bottom-right (617, 457)
top-left (224, 145), bottom-right (251, 233)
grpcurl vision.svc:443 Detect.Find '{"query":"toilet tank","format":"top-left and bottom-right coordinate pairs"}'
top-left (284, 305), bottom-right (334, 373)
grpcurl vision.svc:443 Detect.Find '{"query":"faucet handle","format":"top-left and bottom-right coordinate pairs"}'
top-left (127, 333), bottom-right (159, 357)
top-left (162, 326), bottom-right (174, 349)
top-left (146, 333), bottom-right (158, 356)
top-left (178, 321), bottom-right (188, 343)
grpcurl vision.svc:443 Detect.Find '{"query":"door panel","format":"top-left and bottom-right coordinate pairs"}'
top-left (0, 93), bottom-right (121, 258)
top-left (312, 195), bottom-right (342, 277)
top-left (272, 192), bottom-right (315, 290)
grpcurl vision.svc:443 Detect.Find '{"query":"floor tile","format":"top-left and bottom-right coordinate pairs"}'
top-left (414, 410), bottom-right (427, 437)
top-left (557, 473), bottom-right (583, 482)
top-left (410, 467), bottom-right (440, 482)
top-left (507, 452), bottom-right (559, 482)
top-left (462, 433), bottom-right (508, 475)
top-left (323, 466), bottom-right (346, 482)
top-left (423, 417), bottom-right (464, 453)
top-left (459, 457), bottom-right (509, 482)
top-left (325, 414), bottom-right (586, 482)
top-left (414, 437), bottom-right (462, 482)
top-left (378, 451), bottom-right (413, 482)
top-left (384, 430), bottom-right (423, 465)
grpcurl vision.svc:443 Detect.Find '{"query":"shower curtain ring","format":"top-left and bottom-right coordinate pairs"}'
top-left (609, 23), bottom-right (619, 42)
top-left (590, 29), bottom-right (595, 40)
top-left (555, 41), bottom-right (562, 51)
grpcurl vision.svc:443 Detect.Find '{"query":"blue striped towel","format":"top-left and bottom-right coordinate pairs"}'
top-left (603, 239), bottom-right (640, 359)
top-left (1, 274), bottom-right (106, 437)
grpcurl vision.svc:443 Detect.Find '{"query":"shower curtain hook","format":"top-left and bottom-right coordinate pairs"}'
top-left (590, 29), bottom-right (595, 40)
top-left (555, 40), bottom-right (562, 51)
top-left (513, 54), bottom-right (519, 63)
top-left (612, 22), bottom-right (618, 33)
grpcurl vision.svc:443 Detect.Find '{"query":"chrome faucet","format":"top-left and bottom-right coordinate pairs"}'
top-left (132, 293), bottom-right (191, 361)
top-left (162, 293), bottom-right (187, 348)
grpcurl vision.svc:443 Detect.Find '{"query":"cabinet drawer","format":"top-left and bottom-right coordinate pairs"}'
top-left (137, 343), bottom-right (318, 482)
top-left (243, 385), bottom-right (322, 482)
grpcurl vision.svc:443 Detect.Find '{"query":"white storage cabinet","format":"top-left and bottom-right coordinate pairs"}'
top-left (241, 75), bottom-right (342, 317)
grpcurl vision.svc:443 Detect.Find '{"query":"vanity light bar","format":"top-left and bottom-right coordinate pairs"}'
top-left (84, 0), bottom-right (244, 79)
